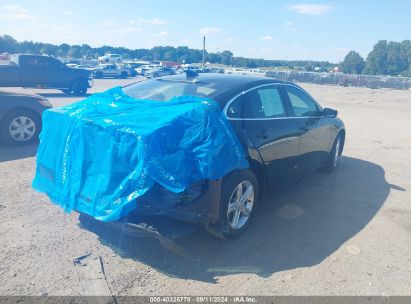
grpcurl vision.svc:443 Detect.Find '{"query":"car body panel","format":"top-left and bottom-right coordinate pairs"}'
top-left (89, 74), bottom-right (345, 228)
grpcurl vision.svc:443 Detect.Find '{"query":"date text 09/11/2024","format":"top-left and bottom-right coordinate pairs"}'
top-left (149, 296), bottom-right (257, 303)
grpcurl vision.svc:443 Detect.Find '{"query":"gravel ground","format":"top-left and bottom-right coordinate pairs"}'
top-left (0, 79), bottom-right (410, 296)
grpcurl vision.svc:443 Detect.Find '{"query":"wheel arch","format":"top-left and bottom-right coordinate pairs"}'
top-left (0, 107), bottom-right (42, 126)
top-left (70, 77), bottom-right (89, 89)
top-left (247, 158), bottom-right (266, 194)
top-left (338, 128), bottom-right (346, 156)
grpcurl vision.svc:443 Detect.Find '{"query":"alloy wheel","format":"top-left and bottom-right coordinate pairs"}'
top-left (227, 181), bottom-right (254, 230)
top-left (9, 116), bottom-right (36, 142)
top-left (333, 139), bottom-right (340, 167)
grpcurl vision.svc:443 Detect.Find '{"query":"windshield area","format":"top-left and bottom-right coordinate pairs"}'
top-left (123, 78), bottom-right (217, 101)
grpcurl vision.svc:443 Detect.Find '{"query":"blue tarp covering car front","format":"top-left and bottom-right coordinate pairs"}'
top-left (32, 87), bottom-right (248, 221)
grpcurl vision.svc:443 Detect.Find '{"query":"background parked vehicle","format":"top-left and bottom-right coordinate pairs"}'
top-left (121, 63), bottom-right (138, 77)
top-left (182, 65), bottom-right (201, 73)
top-left (0, 54), bottom-right (93, 96)
top-left (136, 64), bottom-right (161, 76)
top-left (146, 67), bottom-right (176, 78)
top-left (98, 54), bottom-right (122, 64)
top-left (0, 90), bottom-right (52, 145)
top-left (93, 64), bottom-right (128, 79)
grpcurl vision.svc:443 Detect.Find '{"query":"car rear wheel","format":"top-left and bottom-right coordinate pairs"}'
top-left (1, 110), bottom-right (40, 145)
top-left (323, 134), bottom-right (342, 172)
top-left (209, 170), bottom-right (259, 239)
top-left (72, 80), bottom-right (88, 96)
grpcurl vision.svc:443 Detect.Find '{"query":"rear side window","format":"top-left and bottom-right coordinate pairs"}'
top-left (123, 79), bottom-right (217, 101)
top-left (226, 95), bottom-right (243, 118)
top-left (285, 86), bottom-right (319, 117)
top-left (242, 86), bottom-right (286, 119)
top-left (20, 56), bottom-right (44, 68)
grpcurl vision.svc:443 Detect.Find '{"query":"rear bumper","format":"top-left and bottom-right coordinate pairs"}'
top-left (132, 179), bottom-right (223, 225)
top-left (78, 180), bottom-right (223, 252)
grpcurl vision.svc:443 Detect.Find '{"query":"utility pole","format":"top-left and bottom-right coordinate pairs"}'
top-left (202, 36), bottom-right (206, 67)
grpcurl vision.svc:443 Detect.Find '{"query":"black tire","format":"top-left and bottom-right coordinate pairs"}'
top-left (208, 169), bottom-right (259, 239)
top-left (1, 109), bottom-right (40, 145)
top-left (72, 80), bottom-right (88, 96)
top-left (120, 72), bottom-right (127, 79)
top-left (322, 134), bottom-right (342, 172)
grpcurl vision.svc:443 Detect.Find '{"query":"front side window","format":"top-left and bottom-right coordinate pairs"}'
top-left (285, 86), bottom-right (319, 117)
top-left (242, 86), bottom-right (286, 119)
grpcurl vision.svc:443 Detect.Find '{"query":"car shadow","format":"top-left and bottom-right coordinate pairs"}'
top-left (38, 93), bottom-right (92, 98)
top-left (79, 156), bottom-right (393, 283)
top-left (0, 143), bottom-right (38, 162)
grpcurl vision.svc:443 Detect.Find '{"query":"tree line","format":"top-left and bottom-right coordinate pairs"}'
top-left (2, 35), bottom-right (410, 76)
top-left (341, 40), bottom-right (411, 77)
top-left (0, 34), bottom-right (333, 70)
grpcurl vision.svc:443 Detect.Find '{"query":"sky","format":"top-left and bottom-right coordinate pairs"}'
top-left (1, 0), bottom-right (410, 62)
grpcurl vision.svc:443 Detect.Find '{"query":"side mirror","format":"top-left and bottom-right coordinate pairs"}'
top-left (323, 108), bottom-right (338, 117)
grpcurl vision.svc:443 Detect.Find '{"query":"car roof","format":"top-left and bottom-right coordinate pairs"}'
top-left (151, 73), bottom-right (293, 105)
top-left (160, 73), bottom-right (287, 87)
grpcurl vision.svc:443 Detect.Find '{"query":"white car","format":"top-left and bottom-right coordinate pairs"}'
top-left (93, 64), bottom-right (128, 79)
top-left (98, 54), bottom-right (122, 64)
top-left (136, 65), bottom-right (161, 76)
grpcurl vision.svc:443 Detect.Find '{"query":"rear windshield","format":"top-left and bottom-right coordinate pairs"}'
top-left (123, 78), bottom-right (218, 101)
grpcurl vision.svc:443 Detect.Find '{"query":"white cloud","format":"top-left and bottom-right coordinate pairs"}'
top-left (288, 4), bottom-right (333, 15)
top-left (1, 5), bottom-right (35, 20)
top-left (122, 27), bottom-right (143, 32)
top-left (63, 11), bottom-right (73, 16)
top-left (1, 13), bottom-right (34, 20)
top-left (199, 27), bottom-right (222, 35)
top-left (130, 18), bottom-right (167, 25)
top-left (260, 35), bottom-right (273, 41)
top-left (149, 31), bottom-right (169, 38)
top-left (3, 5), bottom-right (28, 14)
top-left (285, 21), bottom-right (293, 27)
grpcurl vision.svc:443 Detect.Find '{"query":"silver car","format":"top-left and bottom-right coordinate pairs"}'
top-left (146, 67), bottom-right (176, 78)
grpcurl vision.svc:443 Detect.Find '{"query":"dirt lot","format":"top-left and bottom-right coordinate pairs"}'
top-left (0, 79), bottom-right (410, 296)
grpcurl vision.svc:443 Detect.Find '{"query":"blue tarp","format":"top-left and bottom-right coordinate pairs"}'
top-left (32, 87), bottom-right (248, 221)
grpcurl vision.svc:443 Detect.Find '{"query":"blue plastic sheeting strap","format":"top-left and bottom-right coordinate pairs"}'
top-left (32, 87), bottom-right (248, 221)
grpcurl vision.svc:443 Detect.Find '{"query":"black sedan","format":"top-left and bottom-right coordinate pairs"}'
top-left (101, 73), bottom-right (346, 238)
top-left (0, 91), bottom-right (52, 145)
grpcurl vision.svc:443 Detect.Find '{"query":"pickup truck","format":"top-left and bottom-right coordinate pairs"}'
top-left (0, 54), bottom-right (93, 95)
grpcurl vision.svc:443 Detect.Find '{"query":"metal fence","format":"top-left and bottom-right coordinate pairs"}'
top-left (264, 70), bottom-right (411, 91)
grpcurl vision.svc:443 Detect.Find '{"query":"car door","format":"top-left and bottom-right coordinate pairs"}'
top-left (108, 65), bottom-right (117, 77)
top-left (39, 57), bottom-right (71, 88)
top-left (283, 85), bottom-right (334, 171)
top-left (230, 84), bottom-right (303, 187)
top-left (19, 56), bottom-right (47, 87)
